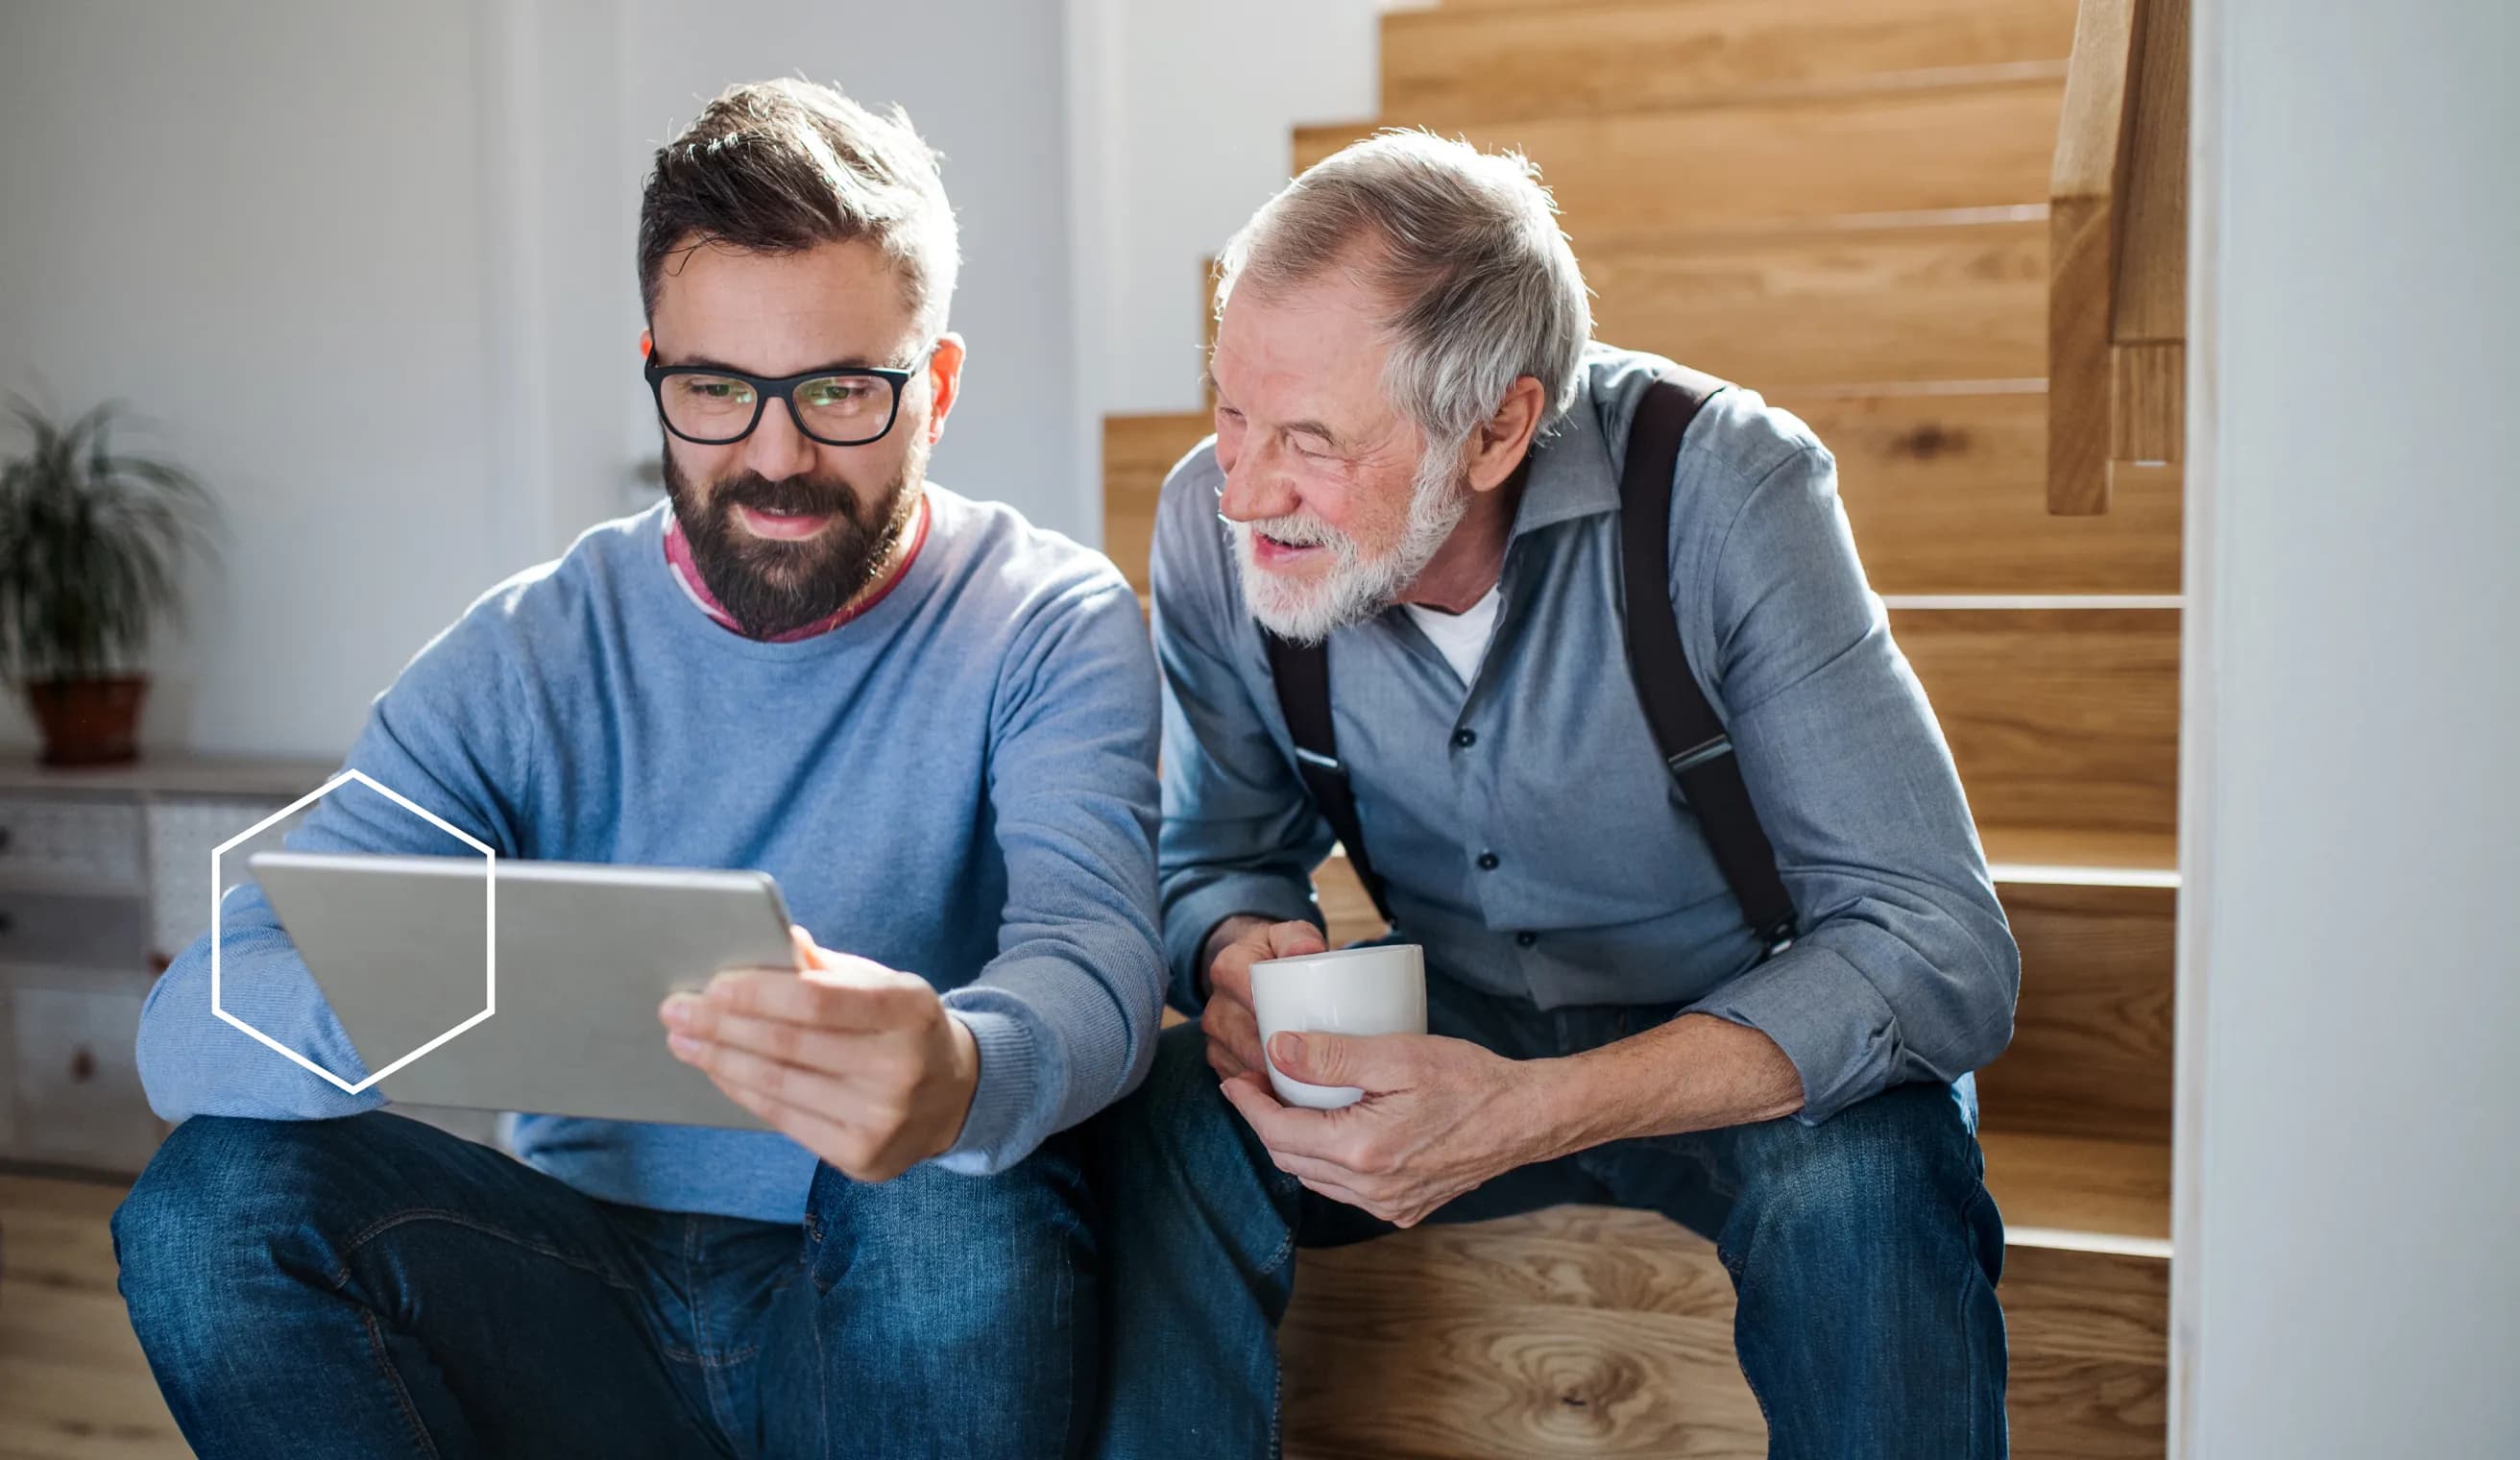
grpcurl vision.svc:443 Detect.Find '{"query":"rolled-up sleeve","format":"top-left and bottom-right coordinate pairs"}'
top-left (1676, 441), bottom-right (2021, 1124)
top-left (1149, 447), bottom-right (1336, 1011)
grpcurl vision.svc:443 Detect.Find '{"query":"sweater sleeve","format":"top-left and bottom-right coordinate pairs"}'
top-left (134, 599), bottom-right (535, 1123)
top-left (932, 569), bottom-right (1165, 1175)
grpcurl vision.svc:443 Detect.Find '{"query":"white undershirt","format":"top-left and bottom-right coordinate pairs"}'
top-left (1401, 586), bottom-right (1502, 688)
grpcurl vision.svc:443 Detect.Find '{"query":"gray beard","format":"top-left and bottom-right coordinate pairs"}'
top-left (1232, 450), bottom-right (1469, 645)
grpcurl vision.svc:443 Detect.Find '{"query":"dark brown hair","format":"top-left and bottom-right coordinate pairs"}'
top-left (636, 78), bottom-right (958, 333)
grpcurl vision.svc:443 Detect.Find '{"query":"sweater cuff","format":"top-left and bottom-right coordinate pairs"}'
top-left (1683, 943), bottom-right (1902, 1126)
top-left (933, 1007), bottom-right (1040, 1176)
top-left (1162, 871), bottom-right (1325, 1014)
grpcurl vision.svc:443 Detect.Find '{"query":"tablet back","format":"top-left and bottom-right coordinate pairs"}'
top-left (248, 852), bottom-right (794, 1129)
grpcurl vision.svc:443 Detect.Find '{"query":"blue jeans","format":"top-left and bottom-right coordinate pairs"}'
top-left (112, 1110), bottom-right (1097, 1459)
top-left (1089, 979), bottom-right (2008, 1459)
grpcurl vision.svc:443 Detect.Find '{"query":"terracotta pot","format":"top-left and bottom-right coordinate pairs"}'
top-left (24, 675), bottom-right (149, 766)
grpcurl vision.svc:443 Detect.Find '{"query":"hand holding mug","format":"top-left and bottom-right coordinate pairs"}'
top-left (1199, 916), bottom-right (1328, 1081)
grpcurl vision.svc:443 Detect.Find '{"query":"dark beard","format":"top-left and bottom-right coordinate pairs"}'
top-left (663, 450), bottom-right (920, 639)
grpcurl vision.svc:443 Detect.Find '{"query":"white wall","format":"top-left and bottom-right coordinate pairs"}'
top-left (0, 0), bottom-right (510, 757)
top-left (1064, 0), bottom-right (1388, 533)
top-left (0, 0), bottom-right (1079, 759)
top-left (1070, 0), bottom-right (1385, 417)
top-left (2177, 2), bottom-right (2519, 1454)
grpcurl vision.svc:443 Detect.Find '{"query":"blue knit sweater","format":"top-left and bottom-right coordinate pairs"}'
top-left (134, 491), bottom-right (1164, 1222)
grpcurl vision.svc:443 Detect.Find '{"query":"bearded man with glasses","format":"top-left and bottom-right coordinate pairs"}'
top-left (114, 78), bottom-right (1161, 1460)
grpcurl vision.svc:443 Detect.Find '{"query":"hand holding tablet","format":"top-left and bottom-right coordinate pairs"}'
top-left (661, 927), bottom-right (980, 1181)
top-left (252, 853), bottom-right (977, 1167)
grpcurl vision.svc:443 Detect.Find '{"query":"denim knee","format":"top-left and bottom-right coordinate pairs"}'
top-left (1720, 1081), bottom-right (1994, 1278)
top-left (803, 1127), bottom-right (1095, 1322)
top-left (114, 1117), bottom-right (341, 1357)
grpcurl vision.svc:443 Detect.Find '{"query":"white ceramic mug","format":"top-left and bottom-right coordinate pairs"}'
top-left (1248, 943), bottom-right (1429, 1108)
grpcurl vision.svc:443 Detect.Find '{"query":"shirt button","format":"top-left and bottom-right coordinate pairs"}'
top-left (1476, 851), bottom-right (1500, 871)
top-left (1452, 728), bottom-right (1478, 749)
top-left (1514, 930), bottom-right (1538, 948)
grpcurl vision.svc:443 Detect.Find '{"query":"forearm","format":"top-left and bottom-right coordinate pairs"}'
top-left (1531, 1012), bottom-right (1805, 1157)
top-left (136, 912), bottom-right (382, 1123)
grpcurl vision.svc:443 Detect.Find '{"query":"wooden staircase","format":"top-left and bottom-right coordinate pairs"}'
top-left (1101, 1), bottom-right (2184, 1454)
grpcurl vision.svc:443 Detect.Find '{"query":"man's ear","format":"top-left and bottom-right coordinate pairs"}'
top-left (923, 333), bottom-right (967, 447)
top-left (1464, 376), bottom-right (1546, 495)
top-left (639, 328), bottom-right (654, 360)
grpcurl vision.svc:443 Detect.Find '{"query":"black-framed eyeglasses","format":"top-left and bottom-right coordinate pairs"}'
top-left (644, 357), bottom-right (917, 447)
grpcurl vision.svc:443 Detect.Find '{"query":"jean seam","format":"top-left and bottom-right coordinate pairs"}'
top-left (328, 1208), bottom-right (637, 1294)
top-left (683, 1218), bottom-right (744, 1444)
top-left (1956, 1182), bottom-right (1999, 1458)
top-left (1056, 1224), bottom-right (1075, 1451)
top-left (812, 1249), bottom-right (831, 1460)
top-left (360, 1306), bottom-right (443, 1459)
top-left (661, 1343), bottom-right (763, 1370)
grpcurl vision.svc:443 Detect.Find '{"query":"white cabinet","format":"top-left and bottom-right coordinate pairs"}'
top-left (0, 754), bottom-right (334, 1175)
top-left (9, 984), bottom-right (162, 1173)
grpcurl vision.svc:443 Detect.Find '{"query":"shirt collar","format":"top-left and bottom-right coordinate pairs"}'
top-left (1507, 365), bottom-right (1620, 540)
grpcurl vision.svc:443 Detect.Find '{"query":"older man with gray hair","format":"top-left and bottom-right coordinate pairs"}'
top-left (1091, 132), bottom-right (2020, 1458)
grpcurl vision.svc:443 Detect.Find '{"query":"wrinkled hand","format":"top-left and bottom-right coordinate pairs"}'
top-left (1199, 917), bottom-right (1328, 1081)
top-left (661, 927), bottom-right (979, 1182)
top-left (1222, 1030), bottom-right (1560, 1229)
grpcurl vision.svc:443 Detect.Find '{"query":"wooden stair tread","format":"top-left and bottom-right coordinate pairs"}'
top-left (1285, 1185), bottom-right (2165, 1458)
top-left (1384, 0), bottom-right (2079, 125)
top-left (1981, 825), bottom-right (2178, 881)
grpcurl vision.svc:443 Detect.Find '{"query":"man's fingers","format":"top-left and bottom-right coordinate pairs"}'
top-left (667, 1031), bottom-right (860, 1116)
top-left (1295, 1174), bottom-right (1379, 1215)
top-left (700, 1071), bottom-right (899, 1181)
top-left (662, 998), bottom-right (918, 1085)
top-left (1264, 922), bottom-right (1330, 959)
top-left (703, 965), bottom-right (927, 1031)
top-left (1203, 1000), bottom-right (1266, 1078)
top-left (1267, 1030), bottom-right (1414, 1091)
top-left (1264, 1143), bottom-right (1366, 1192)
top-left (1219, 1071), bottom-right (1348, 1161)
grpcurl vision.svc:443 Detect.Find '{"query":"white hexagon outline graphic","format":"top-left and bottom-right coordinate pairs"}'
top-left (211, 768), bottom-right (497, 1094)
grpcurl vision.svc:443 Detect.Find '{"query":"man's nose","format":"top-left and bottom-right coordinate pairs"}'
top-left (1217, 437), bottom-right (1297, 523)
top-left (741, 396), bottom-right (820, 482)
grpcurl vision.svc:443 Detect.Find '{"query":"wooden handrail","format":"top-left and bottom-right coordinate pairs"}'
top-left (2048, 0), bottom-right (2187, 516)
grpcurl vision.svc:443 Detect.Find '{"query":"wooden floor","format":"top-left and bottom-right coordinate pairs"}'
top-left (0, 1172), bottom-right (187, 1460)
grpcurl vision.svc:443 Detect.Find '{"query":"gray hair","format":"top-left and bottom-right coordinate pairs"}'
top-left (1214, 130), bottom-right (1592, 461)
top-left (639, 78), bottom-right (959, 339)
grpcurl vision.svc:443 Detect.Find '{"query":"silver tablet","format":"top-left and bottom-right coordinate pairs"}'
top-left (249, 851), bottom-right (797, 1130)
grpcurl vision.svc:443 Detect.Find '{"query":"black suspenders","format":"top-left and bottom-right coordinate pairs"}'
top-left (1262, 368), bottom-right (1800, 957)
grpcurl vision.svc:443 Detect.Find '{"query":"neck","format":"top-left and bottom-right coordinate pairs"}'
top-left (1399, 451), bottom-right (1530, 613)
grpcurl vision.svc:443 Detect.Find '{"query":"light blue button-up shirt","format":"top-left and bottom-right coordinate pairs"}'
top-left (1150, 345), bottom-right (2019, 1124)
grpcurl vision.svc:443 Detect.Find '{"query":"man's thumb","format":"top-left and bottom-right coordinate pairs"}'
top-left (1271, 1030), bottom-right (1356, 1085)
top-left (790, 924), bottom-right (827, 970)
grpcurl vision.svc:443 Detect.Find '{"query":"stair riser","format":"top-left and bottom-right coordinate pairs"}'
top-left (1893, 607), bottom-right (2182, 839)
top-left (1984, 882), bottom-right (2177, 1144)
top-left (1589, 218), bottom-right (2048, 387)
top-left (1292, 78), bottom-right (2065, 246)
top-left (1384, 0), bottom-right (2079, 126)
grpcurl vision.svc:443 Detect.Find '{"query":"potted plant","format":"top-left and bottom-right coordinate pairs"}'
top-left (0, 400), bottom-right (215, 766)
